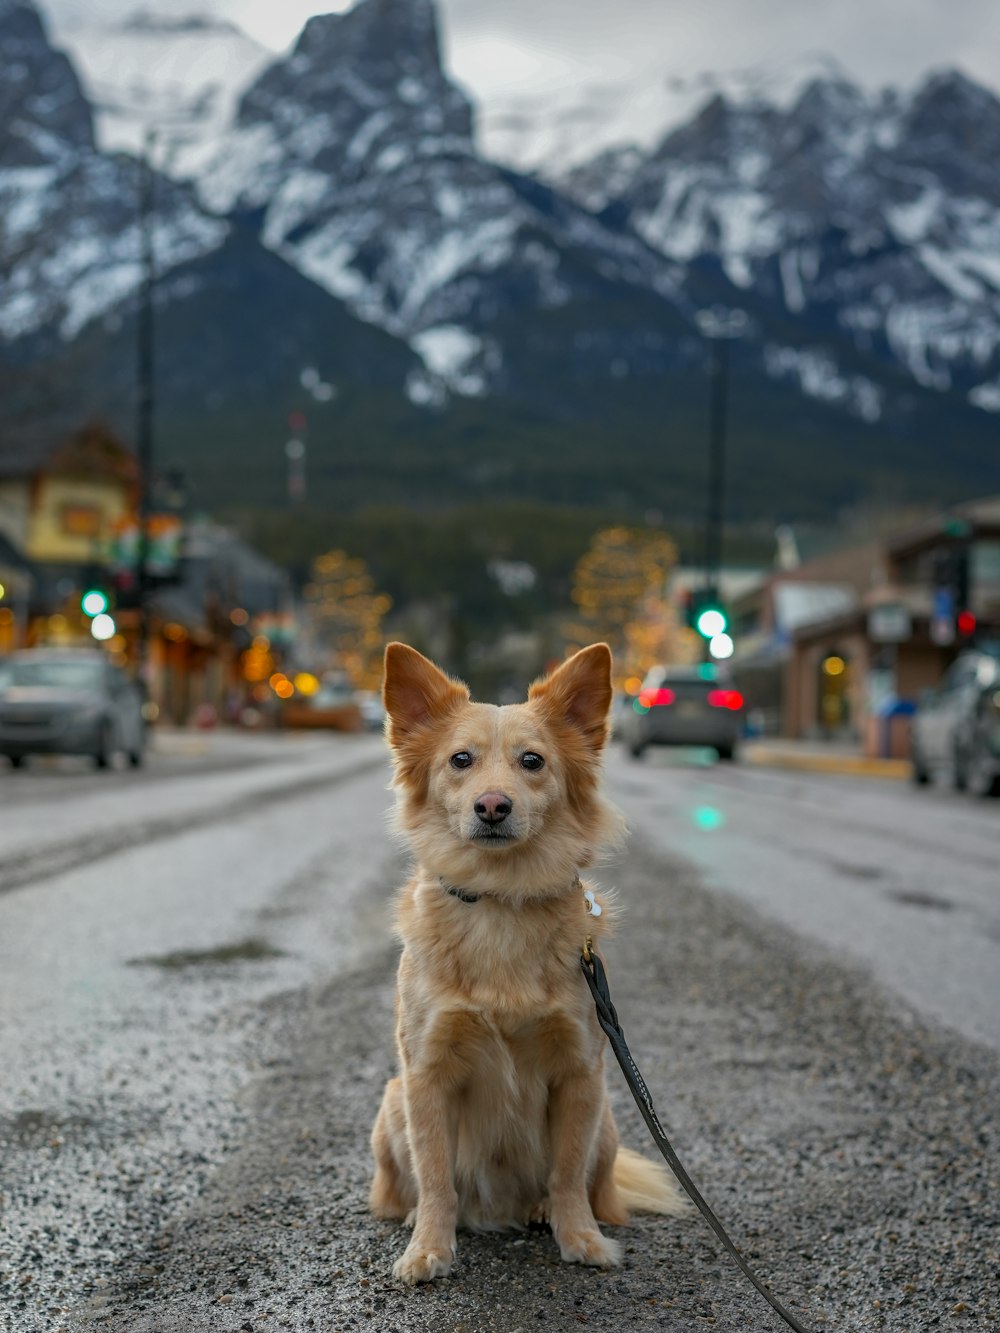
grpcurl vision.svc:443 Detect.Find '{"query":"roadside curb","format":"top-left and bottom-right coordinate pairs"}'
top-left (743, 745), bottom-right (911, 781)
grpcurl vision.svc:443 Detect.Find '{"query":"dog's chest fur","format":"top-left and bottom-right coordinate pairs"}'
top-left (394, 872), bottom-right (609, 1077)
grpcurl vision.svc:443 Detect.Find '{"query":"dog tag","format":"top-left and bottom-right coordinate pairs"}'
top-left (584, 889), bottom-right (602, 917)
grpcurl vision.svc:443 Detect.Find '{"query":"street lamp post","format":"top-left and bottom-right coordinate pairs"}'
top-left (695, 307), bottom-right (746, 644)
top-left (136, 130), bottom-right (156, 677)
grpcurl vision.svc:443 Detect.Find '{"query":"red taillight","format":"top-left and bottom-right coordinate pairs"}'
top-left (708, 689), bottom-right (743, 710)
top-left (639, 687), bottom-right (675, 707)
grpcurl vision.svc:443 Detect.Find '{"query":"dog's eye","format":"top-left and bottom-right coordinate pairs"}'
top-left (450, 751), bottom-right (474, 770)
top-left (520, 752), bottom-right (545, 771)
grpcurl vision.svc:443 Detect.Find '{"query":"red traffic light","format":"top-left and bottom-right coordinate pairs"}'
top-left (957, 609), bottom-right (976, 637)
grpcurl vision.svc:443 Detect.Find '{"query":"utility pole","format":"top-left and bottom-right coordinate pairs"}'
top-left (694, 307), bottom-right (746, 662)
top-left (703, 331), bottom-right (728, 598)
top-left (286, 410), bottom-right (307, 503)
top-left (695, 307), bottom-right (746, 597)
top-left (136, 130), bottom-right (156, 679)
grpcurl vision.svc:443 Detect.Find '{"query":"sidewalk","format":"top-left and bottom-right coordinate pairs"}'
top-left (742, 735), bottom-right (912, 780)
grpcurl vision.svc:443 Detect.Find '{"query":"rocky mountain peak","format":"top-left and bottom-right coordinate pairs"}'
top-left (120, 10), bottom-right (244, 35)
top-left (788, 76), bottom-right (872, 142)
top-left (653, 89), bottom-right (776, 168)
top-left (907, 66), bottom-right (1000, 125)
top-left (900, 68), bottom-right (1000, 201)
top-left (238, 0), bottom-right (472, 147)
top-left (295, 0), bottom-right (443, 81)
top-left (0, 0), bottom-right (94, 165)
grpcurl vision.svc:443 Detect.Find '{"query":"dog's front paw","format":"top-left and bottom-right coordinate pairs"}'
top-left (392, 1236), bottom-right (456, 1284)
top-left (555, 1227), bottom-right (622, 1269)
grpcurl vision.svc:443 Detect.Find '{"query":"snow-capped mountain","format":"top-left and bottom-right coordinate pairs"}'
top-left (0, 0), bottom-right (225, 347)
top-left (57, 11), bottom-right (271, 170)
top-left (558, 69), bottom-right (1000, 415)
top-left (0, 0), bottom-right (420, 469)
top-left (4, 0), bottom-right (1000, 520)
top-left (478, 53), bottom-right (856, 180)
top-left (177, 0), bottom-right (688, 399)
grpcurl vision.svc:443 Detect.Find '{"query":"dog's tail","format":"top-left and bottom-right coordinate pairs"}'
top-left (613, 1146), bottom-right (688, 1216)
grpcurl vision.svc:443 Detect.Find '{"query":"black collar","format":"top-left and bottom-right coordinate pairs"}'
top-left (442, 880), bottom-right (481, 904)
top-left (441, 873), bottom-right (583, 905)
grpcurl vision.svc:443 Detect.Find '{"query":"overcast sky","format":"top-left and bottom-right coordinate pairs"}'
top-left (47, 0), bottom-right (1000, 102)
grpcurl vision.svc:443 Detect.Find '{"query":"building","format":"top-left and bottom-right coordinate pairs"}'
top-left (730, 499), bottom-right (1000, 755)
top-left (0, 421), bottom-right (137, 647)
top-left (0, 424), bottom-right (295, 725)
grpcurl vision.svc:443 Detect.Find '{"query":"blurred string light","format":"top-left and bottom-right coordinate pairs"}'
top-left (269, 672), bottom-right (295, 700)
top-left (565, 526), bottom-right (681, 684)
top-left (304, 549), bottom-right (392, 690)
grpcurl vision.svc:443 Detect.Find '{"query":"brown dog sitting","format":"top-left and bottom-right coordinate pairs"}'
top-left (370, 642), bottom-right (683, 1283)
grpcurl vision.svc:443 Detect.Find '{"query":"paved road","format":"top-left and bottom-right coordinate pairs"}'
top-left (0, 733), bottom-right (997, 1332)
top-left (608, 743), bottom-right (1000, 1053)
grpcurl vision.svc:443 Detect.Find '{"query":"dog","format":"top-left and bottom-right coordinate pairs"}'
top-left (370, 641), bottom-right (684, 1284)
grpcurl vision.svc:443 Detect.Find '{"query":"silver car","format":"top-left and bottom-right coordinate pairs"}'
top-left (910, 648), bottom-right (1000, 797)
top-left (619, 664), bottom-right (744, 761)
top-left (0, 649), bottom-right (146, 770)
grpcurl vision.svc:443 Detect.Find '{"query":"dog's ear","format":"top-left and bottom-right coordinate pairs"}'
top-left (529, 643), bottom-right (613, 752)
top-left (383, 643), bottom-right (469, 742)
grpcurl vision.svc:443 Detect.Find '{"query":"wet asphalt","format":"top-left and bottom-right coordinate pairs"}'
top-left (0, 741), bottom-right (997, 1333)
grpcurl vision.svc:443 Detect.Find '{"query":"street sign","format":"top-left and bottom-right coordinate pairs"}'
top-left (930, 588), bottom-right (955, 645)
top-left (868, 604), bottom-right (912, 643)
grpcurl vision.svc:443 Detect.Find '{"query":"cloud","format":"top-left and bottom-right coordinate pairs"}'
top-left (442, 0), bottom-right (1000, 97)
top-left (42, 0), bottom-right (1000, 98)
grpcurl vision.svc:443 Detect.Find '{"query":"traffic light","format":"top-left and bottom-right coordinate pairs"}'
top-left (80, 585), bottom-right (116, 641)
top-left (708, 632), bottom-right (734, 660)
top-left (695, 605), bottom-right (728, 639)
top-left (931, 543), bottom-right (974, 646)
top-left (81, 588), bottom-right (110, 618)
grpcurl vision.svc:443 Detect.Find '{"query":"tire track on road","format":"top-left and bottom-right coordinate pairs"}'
top-left (0, 754), bottom-right (387, 897)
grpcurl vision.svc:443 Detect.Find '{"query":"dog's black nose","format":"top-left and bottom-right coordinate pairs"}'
top-left (474, 791), bottom-right (512, 824)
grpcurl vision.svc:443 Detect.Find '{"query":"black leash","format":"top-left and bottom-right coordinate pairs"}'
top-left (581, 945), bottom-right (817, 1333)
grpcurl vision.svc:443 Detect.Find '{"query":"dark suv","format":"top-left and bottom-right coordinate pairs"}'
top-left (619, 663), bottom-right (744, 761)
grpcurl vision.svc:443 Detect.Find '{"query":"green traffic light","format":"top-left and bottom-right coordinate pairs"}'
top-left (81, 589), bottom-right (109, 618)
top-left (695, 606), bottom-right (727, 638)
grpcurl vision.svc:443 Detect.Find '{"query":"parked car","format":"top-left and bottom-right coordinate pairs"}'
top-left (910, 648), bottom-right (1000, 796)
top-left (0, 649), bottom-right (146, 769)
top-left (619, 663), bottom-right (744, 760)
top-left (281, 677), bottom-right (363, 732)
top-left (354, 689), bottom-right (386, 732)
